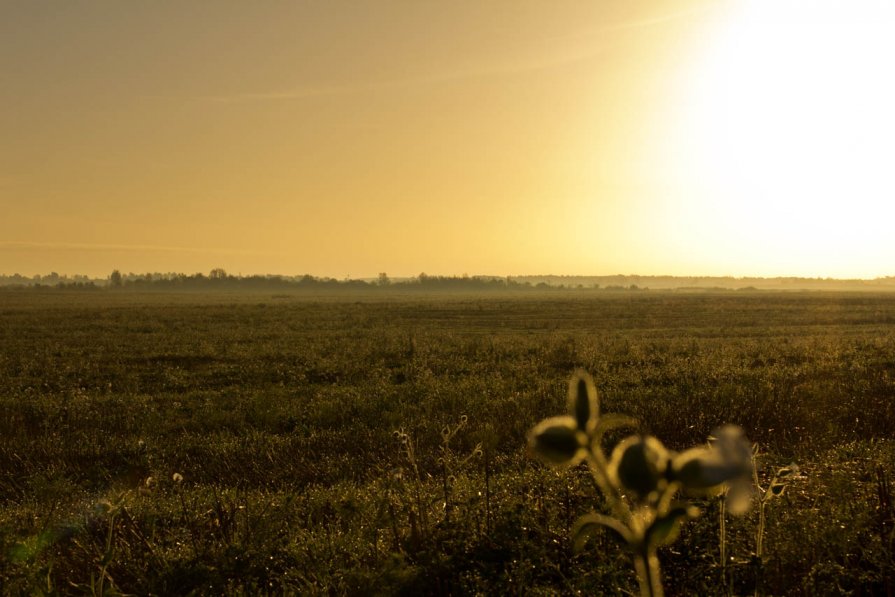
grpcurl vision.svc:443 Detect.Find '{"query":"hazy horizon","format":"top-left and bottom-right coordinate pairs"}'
top-left (4, 267), bottom-right (895, 283)
top-left (4, 1), bottom-right (895, 279)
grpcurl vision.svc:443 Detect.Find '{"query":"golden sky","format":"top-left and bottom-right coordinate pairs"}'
top-left (3, 1), bottom-right (894, 279)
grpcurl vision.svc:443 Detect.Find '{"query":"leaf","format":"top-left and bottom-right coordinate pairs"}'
top-left (568, 369), bottom-right (599, 433)
top-left (646, 505), bottom-right (699, 549)
top-left (726, 477), bottom-right (754, 515)
top-left (710, 425), bottom-right (753, 469)
top-left (610, 436), bottom-right (669, 497)
top-left (572, 512), bottom-right (633, 552)
top-left (528, 416), bottom-right (584, 466)
top-left (671, 448), bottom-right (743, 489)
top-left (672, 452), bottom-right (722, 488)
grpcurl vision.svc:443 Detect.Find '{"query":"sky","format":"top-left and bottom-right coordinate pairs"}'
top-left (3, 0), bottom-right (895, 279)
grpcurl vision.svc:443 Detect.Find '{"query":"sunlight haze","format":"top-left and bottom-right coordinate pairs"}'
top-left (2, 0), bottom-right (893, 279)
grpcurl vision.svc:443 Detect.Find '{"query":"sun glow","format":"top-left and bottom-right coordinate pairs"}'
top-left (669, 1), bottom-right (895, 277)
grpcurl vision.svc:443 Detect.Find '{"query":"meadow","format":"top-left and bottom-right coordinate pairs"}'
top-left (1, 290), bottom-right (893, 595)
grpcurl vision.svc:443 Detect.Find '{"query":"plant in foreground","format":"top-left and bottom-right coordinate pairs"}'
top-left (528, 370), bottom-right (753, 597)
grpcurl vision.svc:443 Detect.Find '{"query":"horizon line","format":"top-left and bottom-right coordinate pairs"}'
top-left (3, 271), bottom-right (894, 282)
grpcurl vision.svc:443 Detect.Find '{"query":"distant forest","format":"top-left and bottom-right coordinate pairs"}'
top-left (3, 270), bottom-right (895, 292)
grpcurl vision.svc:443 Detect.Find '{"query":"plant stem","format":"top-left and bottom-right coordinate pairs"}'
top-left (634, 550), bottom-right (664, 597)
top-left (585, 447), bottom-right (634, 524)
top-left (756, 498), bottom-right (766, 561)
top-left (484, 448), bottom-right (492, 535)
top-left (585, 445), bottom-right (660, 596)
top-left (719, 497), bottom-right (731, 595)
top-left (754, 498), bottom-right (767, 597)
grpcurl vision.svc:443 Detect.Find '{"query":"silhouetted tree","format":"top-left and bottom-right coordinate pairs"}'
top-left (109, 270), bottom-right (123, 287)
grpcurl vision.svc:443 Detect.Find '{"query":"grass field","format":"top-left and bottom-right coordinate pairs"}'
top-left (1, 290), bottom-right (894, 594)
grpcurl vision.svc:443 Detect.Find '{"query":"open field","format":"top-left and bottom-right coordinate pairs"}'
top-left (1, 290), bottom-right (894, 594)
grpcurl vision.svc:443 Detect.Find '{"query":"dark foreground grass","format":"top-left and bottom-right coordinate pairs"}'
top-left (1, 290), bottom-right (894, 594)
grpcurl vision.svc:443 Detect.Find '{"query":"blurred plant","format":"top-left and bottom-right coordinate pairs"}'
top-left (714, 439), bottom-right (797, 595)
top-left (528, 370), bottom-right (754, 597)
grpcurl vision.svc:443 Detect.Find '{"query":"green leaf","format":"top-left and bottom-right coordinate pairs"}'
top-left (528, 416), bottom-right (584, 465)
top-left (568, 369), bottom-right (599, 433)
top-left (572, 512), bottom-right (633, 552)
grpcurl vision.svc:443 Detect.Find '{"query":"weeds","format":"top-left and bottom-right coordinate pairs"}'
top-left (387, 416), bottom-right (482, 554)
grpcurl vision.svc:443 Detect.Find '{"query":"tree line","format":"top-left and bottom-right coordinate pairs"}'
top-left (101, 269), bottom-right (564, 292)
